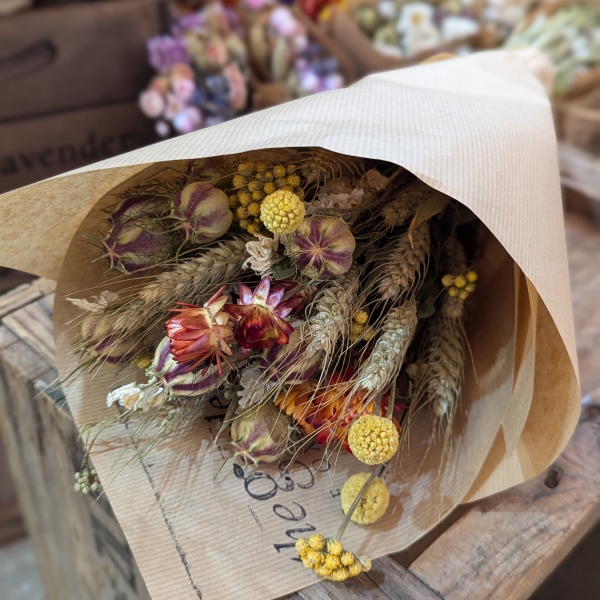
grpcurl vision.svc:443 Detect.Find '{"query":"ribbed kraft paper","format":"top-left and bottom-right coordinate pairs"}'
top-left (0, 50), bottom-right (580, 599)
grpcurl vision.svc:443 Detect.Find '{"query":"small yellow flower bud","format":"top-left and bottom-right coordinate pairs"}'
top-left (358, 556), bottom-right (372, 572)
top-left (324, 554), bottom-right (341, 570)
top-left (236, 206), bottom-right (248, 220)
top-left (351, 322), bottom-right (365, 336)
top-left (239, 219), bottom-right (250, 230)
top-left (287, 174), bottom-right (301, 188)
top-left (361, 325), bottom-right (375, 342)
top-left (238, 163), bottom-right (255, 177)
top-left (331, 568), bottom-right (349, 581)
top-left (466, 270), bottom-right (478, 282)
top-left (238, 191), bottom-right (252, 206)
top-left (287, 164), bottom-right (297, 175)
top-left (309, 533), bottom-right (326, 551)
top-left (252, 190), bottom-right (265, 202)
top-left (448, 286), bottom-right (459, 297)
top-left (228, 194), bottom-right (239, 208)
top-left (353, 310), bottom-right (369, 325)
top-left (441, 274), bottom-right (454, 287)
top-left (246, 223), bottom-right (260, 235)
top-left (305, 550), bottom-right (325, 567)
top-left (247, 202), bottom-right (261, 217)
top-left (326, 538), bottom-right (343, 556)
top-left (273, 165), bottom-right (287, 178)
top-left (263, 182), bottom-right (276, 195)
top-left (458, 289), bottom-right (469, 300)
top-left (340, 551), bottom-right (355, 567)
top-left (295, 538), bottom-right (310, 556)
top-left (264, 171), bottom-right (274, 182)
top-left (232, 174), bottom-right (248, 188)
top-left (256, 163), bottom-right (267, 173)
top-left (348, 562), bottom-right (362, 577)
top-left (465, 282), bottom-right (476, 293)
top-left (453, 275), bottom-right (467, 289)
top-left (314, 565), bottom-right (332, 578)
top-left (248, 180), bottom-right (264, 193)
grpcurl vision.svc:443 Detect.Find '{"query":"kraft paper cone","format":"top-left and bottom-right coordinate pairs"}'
top-left (0, 51), bottom-right (580, 599)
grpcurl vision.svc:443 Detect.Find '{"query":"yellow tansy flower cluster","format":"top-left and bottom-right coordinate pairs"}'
top-left (295, 534), bottom-right (371, 581)
top-left (341, 473), bottom-right (390, 525)
top-left (441, 270), bottom-right (478, 300)
top-left (229, 162), bottom-right (304, 235)
top-left (260, 190), bottom-right (306, 234)
top-left (348, 415), bottom-right (399, 465)
top-left (350, 309), bottom-right (374, 343)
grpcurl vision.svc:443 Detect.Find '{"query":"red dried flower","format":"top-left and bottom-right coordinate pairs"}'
top-left (166, 286), bottom-right (235, 374)
top-left (224, 277), bottom-right (295, 352)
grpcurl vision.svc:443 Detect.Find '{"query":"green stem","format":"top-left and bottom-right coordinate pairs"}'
top-left (334, 463), bottom-right (386, 541)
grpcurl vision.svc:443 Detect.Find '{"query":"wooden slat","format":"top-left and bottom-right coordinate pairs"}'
top-left (3, 293), bottom-right (55, 367)
top-left (0, 277), bottom-right (55, 319)
top-left (409, 395), bottom-right (600, 600)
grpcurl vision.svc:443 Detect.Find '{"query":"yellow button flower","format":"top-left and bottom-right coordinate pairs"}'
top-left (341, 472), bottom-right (390, 524)
top-left (260, 190), bottom-right (306, 234)
top-left (348, 415), bottom-right (399, 465)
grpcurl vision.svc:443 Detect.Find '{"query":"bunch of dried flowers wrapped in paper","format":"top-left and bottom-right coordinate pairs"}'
top-left (72, 146), bottom-right (481, 580)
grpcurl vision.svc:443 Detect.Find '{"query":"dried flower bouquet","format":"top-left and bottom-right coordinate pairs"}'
top-left (70, 147), bottom-right (483, 581)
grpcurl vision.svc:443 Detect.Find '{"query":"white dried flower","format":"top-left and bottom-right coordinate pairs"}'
top-left (359, 169), bottom-right (389, 191)
top-left (106, 381), bottom-right (166, 411)
top-left (237, 368), bottom-right (270, 407)
top-left (68, 291), bottom-right (120, 314)
top-left (243, 235), bottom-right (279, 277)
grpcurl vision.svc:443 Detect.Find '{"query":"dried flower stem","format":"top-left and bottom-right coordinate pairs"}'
top-left (380, 180), bottom-right (434, 228)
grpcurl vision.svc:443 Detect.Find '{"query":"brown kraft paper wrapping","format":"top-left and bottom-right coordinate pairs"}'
top-left (0, 51), bottom-right (580, 600)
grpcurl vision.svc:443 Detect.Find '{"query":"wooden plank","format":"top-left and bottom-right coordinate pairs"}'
top-left (3, 293), bottom-right (55, 367)
top-left (0, 277), bottom-right (55, 318)
top-left (409, 395), bottom-right (600, 600)
top-left (0, 316), bottom-right (152, 600)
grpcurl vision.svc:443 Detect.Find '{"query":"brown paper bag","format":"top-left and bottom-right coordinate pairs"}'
top-left (0, 51), bottom-right (580, 600)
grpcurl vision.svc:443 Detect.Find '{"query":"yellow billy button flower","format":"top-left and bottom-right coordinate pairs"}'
top-left (348, 415), bottom-right (399, 465)
top-left (466, 270), bottom-right (478, 282)
top-left (453, 275), bottom-right (467, 289)
top-left (260, 190), bottom-right (306, 234)
top-left (308, 533), bottom-right (326, 551)
top-left (341, 472), bottom-right (390, 525)
top-left (295, 538), bottom-right (310, 557)
top-left (327, 538), bottom-right (343, 556)
top-left (441, 274), bottom-right (455, 287)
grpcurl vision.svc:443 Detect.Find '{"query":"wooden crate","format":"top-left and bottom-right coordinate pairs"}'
top-left (1, 281), bottom-right (599, 600)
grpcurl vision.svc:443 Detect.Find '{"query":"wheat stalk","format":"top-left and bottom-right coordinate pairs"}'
top-left (353, 299), bottom-right (418, 398)
top-left (297, 148), bottom-right (364, 187)
top-left (380, 180), bottom-right (433, 228)
top-left (86, 236), bottom-right (250, 346)
top-left (306, 265), bottom-right (360, 357)
top-left (377, 223), bottom-right (430, 301)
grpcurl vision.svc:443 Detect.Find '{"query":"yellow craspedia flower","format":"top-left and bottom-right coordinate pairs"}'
top-left (327, 538), bottom-right (343, 556)
top-left (466, 270), bottom-right (478, 283)
top-left (238, 162), bottom-right (255, 177)
top-left (361, 325), bottom-right (375, 342)
top-left (260, 190), bottom-right (306, 234)
top-left (287, 174), bottom-right (301, 188)
top-left (441, 274), bottom-right (454, 287)
top-left (247, 202), bottom-right (261, 217)
top-left (248, 180), bottom-right (264, 193)
top-left (448, 286), bottom-right (459, 297)
top-left (304, 550), bottom-right (325, 567)
top-left (341, 472), bottom-right (390, 524)
top-left (252, 190), bottom-right (265, 202)
top-left (256, 163), bottom-right (267, 173)
top-left (228, 194), bottom-right (239, 208)
top-left (236, 206), bottom-right (248, 220)
top-left (465, 282), bottom-right (476, 293)
top-left (314, 565), bottom-right (332, 578)
top-left (348, 562), bottom-right (362, 577)
top-left (348, 415), bottom-right (399, 465)
top-left (458, 289), bottom-right (469, 300)
top-left (340, 551), bottom-right (355, 567)
top-left (239, 219), bottom-right (250, 230)
top-left (308, 533), bottom-right (326, 551)
top-left (353, 310), bottom-right (369, 325)
top-left (246, 223), bottom-right (260, 235)
top-left (453, 275), bottom-right (467, 289)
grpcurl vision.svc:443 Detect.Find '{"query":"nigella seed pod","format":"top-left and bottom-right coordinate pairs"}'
top-left (108, 196), bottom-right (166, 225)
top-left (288, 216), bottom-right (356, 280)
top-left (80, 313), bottom-right (139, 364)
top-left (101, 217), bottom-right (171, 274)
top-left (150, 337), bottom-right (228, 397)
top-left (170, 182), bottom-right (233, 244)
top-left (230, 404), bottom-right (291, 465)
